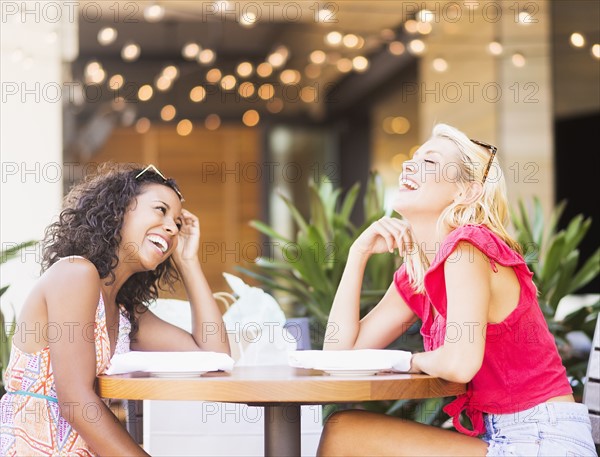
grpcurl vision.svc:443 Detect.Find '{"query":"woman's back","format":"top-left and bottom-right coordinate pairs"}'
top-left (0, 257), bottom-right (131, 456)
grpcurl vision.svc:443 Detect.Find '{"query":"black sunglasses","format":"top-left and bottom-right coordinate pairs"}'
top-left (470, 139), bottom-right (498, 184)
top-left (135, 164), bottom-right (185, 201)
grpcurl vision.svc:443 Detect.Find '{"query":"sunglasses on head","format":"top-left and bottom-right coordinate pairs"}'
top-left (470, 139), bottom-right (498, 184)
top-left (135, 164), bottom-right (185, 201)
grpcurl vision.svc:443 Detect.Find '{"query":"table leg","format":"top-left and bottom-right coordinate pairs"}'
top-left (264, 404), bottom-right (301, 457)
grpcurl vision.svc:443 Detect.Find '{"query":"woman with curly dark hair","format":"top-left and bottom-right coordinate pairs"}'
top-left (0, 163), bottom-right (229, 456)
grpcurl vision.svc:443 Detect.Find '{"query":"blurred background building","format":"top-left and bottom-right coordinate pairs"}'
top-left (1, 0), bottom-right (599, 295)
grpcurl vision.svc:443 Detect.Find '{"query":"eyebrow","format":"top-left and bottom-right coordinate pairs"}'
top-left (413, 150), bottom-right (441, 159)
top-left (153, 200), bottom-right (171, 209)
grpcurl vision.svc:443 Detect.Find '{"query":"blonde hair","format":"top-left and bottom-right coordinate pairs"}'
top-left (404, 123), bottom-right (521, 293)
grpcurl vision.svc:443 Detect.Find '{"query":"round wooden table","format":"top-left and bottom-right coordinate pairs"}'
top-left (98, 366), bottom-right (465, 456)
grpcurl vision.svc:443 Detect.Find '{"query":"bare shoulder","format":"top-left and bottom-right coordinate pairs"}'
top-left (445, 241), bottom-right (491, 271)
top-left (40, 257), bottom-right (102, 302)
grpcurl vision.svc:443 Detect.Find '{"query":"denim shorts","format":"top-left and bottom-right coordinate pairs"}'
top-left (483, 402), bottom-right (598, 456)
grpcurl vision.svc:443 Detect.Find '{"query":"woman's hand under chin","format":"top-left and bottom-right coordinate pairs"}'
top-left (172, 208), bottom-right (201, 267)
top-left (351, 216), bottom-right (413, 257)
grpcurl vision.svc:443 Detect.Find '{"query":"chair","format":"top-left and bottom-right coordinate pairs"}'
top-left (583, 318), bottom-right (600, 446)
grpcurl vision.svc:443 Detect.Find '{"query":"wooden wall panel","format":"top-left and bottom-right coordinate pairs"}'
top-left (92, 125), bottom-right (262, 298)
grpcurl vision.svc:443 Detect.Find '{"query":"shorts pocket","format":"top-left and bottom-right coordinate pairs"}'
top-left (488, 422), bottom-right (541, 456)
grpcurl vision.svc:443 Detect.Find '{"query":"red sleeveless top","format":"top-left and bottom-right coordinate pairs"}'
top-left (393, 224), bottom-right (572, 436)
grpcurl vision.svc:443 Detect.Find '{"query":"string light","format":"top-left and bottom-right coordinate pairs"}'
top-left (198, 49), bottom-right (216, 65)
top-left (258, 83), bottom-right (275, 100)
top-left (280, 69), bottom-right (301, 85)
top-left (205, 114), bottom-right (221, 130)
top-left (512, 52), bottom-right (526, 67)
top-left (570, 33), bottom-right (585, 48)
top-left (238, 82), bottom-right (255, 98)
top-left (408, 39), bottom-right (426, 55)
top-left (352, 56), bottom-right (369, 72)
top-left (236, 62), bottom-right (253, 78)
top-left (144, 3), bottom-right (165, 22)
top-left (488, 41), bottom-right (503, 56)
top-left (190, 86), bottom-right (207, 102)
top-left (220, 75), bottom-right (237, 90)
top-left (182, 43), bottom-right (200, 60)
top-left (138, 85), bottom-right (153, 101)
top-left (309, 50), bottom-right (326, 65)
top-left (336, 58), bottom-right (352, 73)
top-left (389, 41), bottom-right (405, 56)
top-left (98, 27), bottom-right (117, 46)
top-left (160, 105), bottom-right (176, 121)
top-left (343, 34), bottom-right (359, 48)
top-left (432, 58), bottom-right (448, 72)
top-left (257, 62), bottom-right (273, 77)
top-left (325, 31), bottom-right (342, 46)
top-left (206, 68), bottom-right (222, 83)
top-left (240, 11), bottom-right (257, 27)
top-left (135, 118), bottom-right (151, 134)
top-left (121, 43), bottom-right (140, 61)
top-left (176, 119), bottom-right (193, 136)
top-left (242, 110), bottom-right (260, 127)
top-left (404, 20), bottom-right (418, 34)
top-left (109, 74), bottom-right (124, 90)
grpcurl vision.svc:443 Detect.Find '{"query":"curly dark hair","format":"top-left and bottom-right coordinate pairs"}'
top-left (41, 162), bottom-right (184, 339)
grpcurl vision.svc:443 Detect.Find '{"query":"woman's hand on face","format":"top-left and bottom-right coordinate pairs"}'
top-left (173, 208), bottom-right (200, 265)
top-left (351, 217), bottom-right (412, 256)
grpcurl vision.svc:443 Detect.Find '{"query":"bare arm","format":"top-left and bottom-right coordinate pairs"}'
top-left (411, 242), bottom-right (490, 383)
top-left (45, 259), bottom-right (148, 456)
top-left (132, 209), bottom-right (229, 354)
top-left (324, 217), bottom-right (417, 350)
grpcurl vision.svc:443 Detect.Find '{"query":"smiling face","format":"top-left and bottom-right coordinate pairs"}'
top-left (392, 137), bottom-right (465, 221)
top-left (119, 183), bottom-right (183, 271)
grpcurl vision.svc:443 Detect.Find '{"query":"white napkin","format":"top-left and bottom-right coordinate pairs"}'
top-left (288, 349), bottom-right (412, 372)
top-left (105, 351), bottom-right (235, 375)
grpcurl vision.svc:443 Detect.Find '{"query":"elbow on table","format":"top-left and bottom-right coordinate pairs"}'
top-left (437, 358), bottom-right (481, 384)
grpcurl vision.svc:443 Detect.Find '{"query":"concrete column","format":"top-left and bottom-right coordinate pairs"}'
top-left (1, 1), bottom-right (78, 317)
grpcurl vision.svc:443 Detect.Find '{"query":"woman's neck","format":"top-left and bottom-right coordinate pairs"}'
top-left (100, 262), bottom-right (133, 307)
top-left (406, 217), bottom-right (451, 264)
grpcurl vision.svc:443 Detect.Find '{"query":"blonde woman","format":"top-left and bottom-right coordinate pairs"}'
top-left (318, 124), bottom-right (597, 456)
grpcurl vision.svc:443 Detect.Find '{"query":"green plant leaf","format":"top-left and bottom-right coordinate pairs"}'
top-left (566, 247), bottom-right (600, 295)
top-left (278, 192), bottom-right (310, 235)
top-left (543, 200), bottom-right (567, 248)
top-left (249, 220), bottom-right (293, 244)
top-left (531, 196), bottom-right (545, 246)
top-left (539, 233), bottom-right (566, 284)
top-left (548, 250), bottom-right (579, 310)
top-left (308, 184), bottom-right (333, 242)
top-left (339, 182), bottom-right (361, 222)
top-left (562, 216), bottom-right (590, 255)
top-left (517, 200), bottom-right (534, 244)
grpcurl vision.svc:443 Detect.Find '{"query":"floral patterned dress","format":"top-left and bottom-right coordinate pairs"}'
top-left (0, 290), bottom-right (131, 456)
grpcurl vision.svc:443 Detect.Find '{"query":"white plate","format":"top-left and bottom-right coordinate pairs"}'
top-left (149, 371), bottom-right (208, 378)
top-left (321, 369), bottom-right (380, 377)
